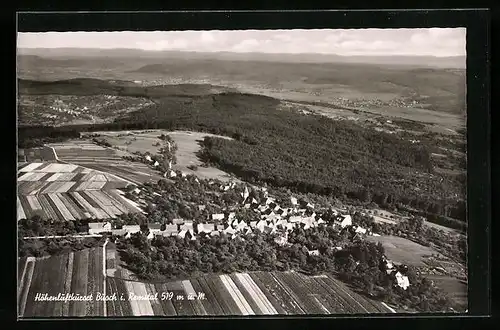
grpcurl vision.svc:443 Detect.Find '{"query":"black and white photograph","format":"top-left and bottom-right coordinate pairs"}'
top-left (17, 19), bottom-right (469, 317)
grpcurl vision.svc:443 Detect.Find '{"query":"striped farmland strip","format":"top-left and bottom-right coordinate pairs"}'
top-left (18, 196), bottom-right (34, 220)
top-left (62, 252), bottom-right (74, 316)
top-left (39, 172), bottom-right (56, 181)
top-left (254, 271), bottom-right (304, 314)
top-left (57, 193), bottom-right (85, 220)
top-left (229, 273), bottom-right (265, 315)
top-left (18, 196), bottom-right (27, 221)
top-left (69, 249), bottom-right (89, 316)
top-left (105, 278), bottom-right (120, 316)
top-left (166, 280), bottom-right (195, 316)
top-left (71, 192), bottom-right (101, 219)
top-left (89, 190), bottom-right (123, 215)
top-left (115, 278), bottom-right (134, 316)
top-left (190, 277), bottom-right (223, 315)
top-left (204, 275), bottom-right (241, 315)
top-left (52, 254), bottom-right (69, 316)
top-left (37, 194), bottom-right (58, 221)
top-left (317, 276), bottom-right (363, 314)
top-left (247, 272), bottom-right (288, 315)
top-left (47, 193), bottom-right (75, 221)
top-left (56, 173), bottom-right (77, 181)
top-left (220, 274), bottom-right (255, 315)
top-left (100, 191), bottom-right (129, 214)
top-left (19, 163), bottom-right (44, 172)
top-left (17, 258), bottom-right (28, 300)
top-left (25, 172), bottom-right (49, 182)
top-left (289, 272), bottom-right (330, 314)
top-left (132, 281), bottom-right (155, 316)
top-left (237, 273), bottom-right (278, 314)
top-left (18, 172), bottom-right (36, 181)
top-left (25, 181), bottom-right (47, 195)
top-left (78, 191), bottom-right (110, 219)
top-left (41, 181), bottom-right (64, 194)
top-left (87, 181), bottom-right (107, 190)
top-left (25, 195), bottom-right (43, 211)
top-left (66, 192), bottom-right (93, 219)
top-left (182, 280), bottom-right (207, 316)
top-left (85, 191), bottom-right (120, 218)
top-left (105, 190), bottom-right (139, 214)
top-left (154, 283), bottom-right (177, 316)
top-left (123, 280), bottom-right (141, 316)
top-left (273, 271), bottom-right (323, 314)
top-left (145, 284), bottom-right (165, 316)
top-left (18, 259), bottom-right (35, 317)
top-left (55, 182), bottom-right (77, 193)
top-left (45, 173), bottom-right (64, 182)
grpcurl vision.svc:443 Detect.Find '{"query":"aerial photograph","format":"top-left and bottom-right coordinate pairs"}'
top-left (17, 28), bottom-right (467, 317)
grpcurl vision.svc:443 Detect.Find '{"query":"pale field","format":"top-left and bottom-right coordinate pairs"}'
top-left (95, 130), bottom-right (237, 182)
top-left (366, 235), bottom-right (446, 267)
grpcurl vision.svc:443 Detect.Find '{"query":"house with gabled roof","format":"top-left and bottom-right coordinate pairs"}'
top-left (223, 226), bottom-right (236, 235)
top-left (249, 221), bottom-right (257, 228)
top-left (172, 218), bottom-right (185, 225)
top-left (178, 229), bottom-right (188, 239)
top-left (244, 203), bottom-right (251, 209)
top-left (181, 222), bottom-right (193, 232)
top-left (210, 231), bottom-right (220, 237)
top-left (236, 220), bottom-right (248, 231)
top-left (88, 222), bottom-right (111, 234)
top-left (148, 223), bottom-right (163, 233)
top-left (111, 229), bottom-right (128, 237)
top-left (122, 225), bottom-right (141, 233)
top-left (216, 224), bottom-right (225, 231)
top-left (308, 250), bottom-right (320, 256)
top-left (290, 196), bottom-right (298, 206)
top-left (212, 213), bottom-right (225, 221)
top-left (197, 223), bottom-right (215, 234)
top-left (256, 220), bottom-right (267, 232)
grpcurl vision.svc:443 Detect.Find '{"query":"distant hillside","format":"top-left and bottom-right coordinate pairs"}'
top-left (18, 48), bottom-right (466, 69)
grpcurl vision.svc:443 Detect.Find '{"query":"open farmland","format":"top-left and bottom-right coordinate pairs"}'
top-left (106, 271), bottom-right (393, 316)
top-left (17, 162), bottom-right (140, 221)
top-left (18, 246), bottom-right (105, 317)
top-left (92, 130), bottom-right (237, 182)
top-left (47, 140), bottom-right (163, 185)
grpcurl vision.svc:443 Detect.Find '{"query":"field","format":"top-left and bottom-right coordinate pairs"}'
top-left (19, 243), bottom-right (395, 317)
top-left (365, 235), bottom-right (444, 267)
top-left (18, 245), bottom-right (106, 317)
top-left (47, 140), bottom-right (164, 185)
top-left (93, 130), bottom-right (236, 181)
top-left (105, 271), bottom-right (393, 316)
top-left (17, 161), bottom-right (140, 221)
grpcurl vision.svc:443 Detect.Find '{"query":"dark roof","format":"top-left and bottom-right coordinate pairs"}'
top-left (149, 224), bottom-right (162, 230)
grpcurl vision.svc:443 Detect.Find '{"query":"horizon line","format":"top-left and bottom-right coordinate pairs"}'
top-left (17, 47), bottom-right (466, 58)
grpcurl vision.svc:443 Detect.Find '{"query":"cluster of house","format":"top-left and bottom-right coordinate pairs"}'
top-left (382, 257), bottom-right (411, 290)
top-left (144, 154), bottom-right (160, 167)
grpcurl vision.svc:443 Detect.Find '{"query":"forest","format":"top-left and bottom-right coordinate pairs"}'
top-left (17, 80), bottom-right (466, 228)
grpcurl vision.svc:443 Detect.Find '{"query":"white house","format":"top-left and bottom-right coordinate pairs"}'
top-left (308, 250), bottom-right (320, 256)
top-left (146, 231), bottom-right (155, 240)
top-left (289, 216), bottom-right (302, 223)
top-left (168, 170), bottom-right (177, 178)
top-left (178, 229), bottom-right (188, 239)
top-left (355, 226), bottom-right (367, 234)
top-left (223, 226), bottom-right (236, 235)
top-left (241, 187), bottom-right (250, 201)
top-left (256, 220), bottom-right (267, 232)
top-left (249, 221), bottom-right (257, 228)
top-left (145, 155), bottom-right (152, 162)
top-left (306, 202), bottom-right (314, 209)
top-left (153, 161), bottom-right (160, 167)
top-left (228, 212), bottom-right (236, 220)
top-left (88, 222), bottom-right (111, 234)
top-left (290, 196), bottom-right (298, 206)
top-left (339, 215), bottom-right (352, 228)
top-left (395, 272), bottom-right (410, 290)
top-left (237, 220), bottom-right (248, 231)
top-left (211, 213), bottom-right (225, 221)
top-left (122, 225), bottom-right (141, 233)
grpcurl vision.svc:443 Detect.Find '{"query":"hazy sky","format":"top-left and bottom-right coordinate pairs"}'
top-left (17, 28), bottom-right (466, 57)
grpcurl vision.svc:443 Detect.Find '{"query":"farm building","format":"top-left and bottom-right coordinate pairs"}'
top-left (88, 222), bottom-right (111, 234)
top-left (355, 226), bottom-right (367, 234)
top-left (308, 250), bottom-right (320, 256)
top-left (212, 213), bottom-right (225, 221)
top-left (122, 225), bottom-right (141, 233)
top-left (338, 215), bottom-right (352, 228)
top-left (290, 196), bottom-right (298, 205)
top-left (395, 272), bottom-right (410, 290)
top-left (148, 224), bottom-right (162, 233)
top-left (172, 218), bottom-right (185, 225)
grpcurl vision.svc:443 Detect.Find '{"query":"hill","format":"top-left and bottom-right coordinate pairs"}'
top-left (18, 48), bottom-right (466, 68)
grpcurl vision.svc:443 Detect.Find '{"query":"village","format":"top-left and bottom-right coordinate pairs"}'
top-left (85, 162), bottom-right (411, 291)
